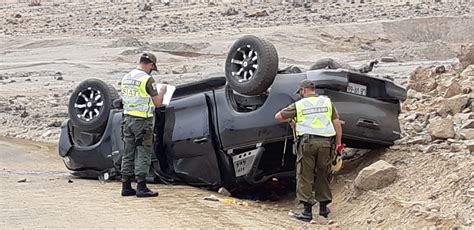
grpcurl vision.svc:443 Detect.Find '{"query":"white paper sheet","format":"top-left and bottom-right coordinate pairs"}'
top-left (154, 83), bottom-right (176, 105)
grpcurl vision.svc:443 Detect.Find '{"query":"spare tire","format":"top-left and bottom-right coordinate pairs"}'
top-left (225, 35), bottom-right (279, 95)
top-left (68, 79), bottom-right (119, 133)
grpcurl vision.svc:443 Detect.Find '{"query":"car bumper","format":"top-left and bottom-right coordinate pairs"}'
top-left (58, 119), bottom-right (116, 174)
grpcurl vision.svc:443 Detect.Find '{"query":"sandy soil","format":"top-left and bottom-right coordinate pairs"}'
top-left (0, 137), bottom-right (307, 229)
top-left (0, 1), bottom-right (473, 229)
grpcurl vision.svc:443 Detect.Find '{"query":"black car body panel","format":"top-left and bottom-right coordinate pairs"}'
top-left (59, 111), bottom-right (122, 173)
top-left (59, 69), bottom-right (406, 189)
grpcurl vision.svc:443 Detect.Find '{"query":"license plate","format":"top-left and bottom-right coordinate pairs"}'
top-left (347, 82), bottom-right (367, 96)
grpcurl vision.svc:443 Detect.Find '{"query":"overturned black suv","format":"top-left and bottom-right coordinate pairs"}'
top-left (58, 36), bottom-right (406, 190)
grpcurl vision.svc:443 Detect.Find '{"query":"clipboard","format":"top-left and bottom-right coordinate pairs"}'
top-left (154, 83), bottom-right (176, 105)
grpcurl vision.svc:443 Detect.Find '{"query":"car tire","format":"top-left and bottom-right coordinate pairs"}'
top-left (225, 35), bottom-right (279, 95)
top-left (68, 79), bottom-right (119, 133)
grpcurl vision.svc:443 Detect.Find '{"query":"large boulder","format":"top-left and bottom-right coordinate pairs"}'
top-left (460, 129), bottom-right (474, 140)
top-left (355, 160), bottom-right (398, 191)
top-left (460, 65), bottom-right (474, 79)
top-left (444, 81), bottom-right (462, 98)
top-left (458, 43), bottom-right (474, 68)
top-left (428, 118), bottom-right (455, 139)
top-left (408, 67), bottom-right (437, 94)
top-left (439, 95), bottom-right (470, 116)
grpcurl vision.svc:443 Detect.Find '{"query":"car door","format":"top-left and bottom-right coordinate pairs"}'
top-left (163, 93), bottom-right (221, 187)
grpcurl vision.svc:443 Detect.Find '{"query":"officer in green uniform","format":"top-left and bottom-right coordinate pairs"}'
top-left (275, 79), bottom-right (343, 222)
top-left (120, 53), bottom-right (167, 198)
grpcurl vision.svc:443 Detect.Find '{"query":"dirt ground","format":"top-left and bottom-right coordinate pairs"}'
top-left (1, 1), bottom-right (473, 229)
top-left (0, 136), bottom-right (309, 228)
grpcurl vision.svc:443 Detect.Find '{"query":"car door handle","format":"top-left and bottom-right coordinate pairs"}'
top-left (193, 137), bottom-right (209, 144)
top-left (356, 119), bottom-right (380, 130)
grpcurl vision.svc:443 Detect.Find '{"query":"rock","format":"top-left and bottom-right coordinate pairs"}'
top-left (48, 121), bottom-right (62, 127)
top-left (441, 95), bottom-right (470, 115)
top-left (423, 145), bottom-right (436, 153)
top-left (466, 140), bottom-right (474, 153)
top-left (425, 203), bottom-right (441, 212)
top-left (404, 114), bottom-right (417, 122)
top-left (460, 65), bottom-right (474, 79)
top-left (463, 87), bottom-right (472, 94)
top-left (360, 43), bottom-right (376, 51)
top-left (461, 120), bottom-right (474, 129)
top-left (458, 44), bottom-right (474, 68)
top-left (222, 7), bottom-right (238, 16)
top-left (406, 136), bottom-right (427, 145)
top-left (41, 130), bottom-right (52, 138)
top-left (140, 3), bottom-right (152, 12)
top-left (14, 13), bottom-right (22, 18)
top-left (17, 178), bottom-right (27, 183)
top-left (172, 66), bottom-right (187, 74)
top-left (20, 110), bottom-right (29, 118)
top-left (468, 187), bottom-right (474, 197)
top-left (450, 144), bottom-right (464, 152)
top-left (25, 78), bottom-right (31, 82)
top-left (445, 82), bottom-right (462, 98)
top-left (68, 179), bottom-right (74, 183)
top-left (407, 89), bottom-right (423, 100)
top-left (434, 65), bottom-right (446, 74)
top-left (218, 187), bottom-right (231, 197)
top-left (428, 118), bottom-right (455, 139)
top-left (459, 129), bottom-right (474, 140)
top-left (54, 71), bottom-right (62, 77)
top-left (413, 123), bottom-right (424, 133)
top-left (380, 56), bottom-right (398, 63)
top-left (245, 10), bottom-right (269, 17)
top-left (408, 67), bottom-right (438, 94)
top-left (426, 203), bottom-right (441, 212)
top-left (56, 76), bottom-right (64, 80)
top-left (453, 113), bottom-right (471, 125)
top-left (354, 160), bottom-right (397, 190)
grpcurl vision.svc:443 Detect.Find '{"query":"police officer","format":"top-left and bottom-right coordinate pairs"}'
top-left (120, 53), bottom-right (167, 198)
top-left (274, 79), bottom-right (343, 222)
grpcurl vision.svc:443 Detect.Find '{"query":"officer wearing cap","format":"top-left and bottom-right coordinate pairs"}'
top-left (120, 53), bottom-right (166, 198)
top-left (275, 79), bottom-right (343, 222)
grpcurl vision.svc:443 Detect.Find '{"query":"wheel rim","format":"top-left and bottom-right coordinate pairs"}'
top-left (230, 45), bottom-right (258, 83)
top-left (73, 87), bottom-right (104, 122)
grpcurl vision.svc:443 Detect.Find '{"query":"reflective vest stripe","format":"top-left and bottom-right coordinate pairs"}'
top-left (300, 97), bottom-right (328, 127)
top-left (123, 105), bottom-right (153, 113)
top-left (295, 96), bottom-right (336, 137)
top-left (122, 96), bottom-right (151, 105)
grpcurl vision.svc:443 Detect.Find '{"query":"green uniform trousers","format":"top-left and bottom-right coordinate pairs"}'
top-left (296, 135), bottom-right (333, 205)
top-left (121, 115), bottom-right (154, 182)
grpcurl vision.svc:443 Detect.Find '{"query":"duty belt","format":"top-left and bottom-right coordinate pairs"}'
top-left (300, 134), bottom-right (332, 140)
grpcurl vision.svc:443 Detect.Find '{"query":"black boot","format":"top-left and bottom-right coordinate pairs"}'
top-left (136, 181), bottom-right (159, 198)
top-left (319, 201), bottom-right (331, 218)
top-left (121, 179), bottom-right (136, 196)
top-left (291, 202), bottom-right (313, 222)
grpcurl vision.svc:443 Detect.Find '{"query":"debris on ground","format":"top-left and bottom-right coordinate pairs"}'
top-left (218, 187), bottom-right (231, 197)
top-left (204, 195), bottom-right (249, 206)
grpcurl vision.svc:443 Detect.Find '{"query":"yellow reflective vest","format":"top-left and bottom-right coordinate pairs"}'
top-left (295, 96), bottom-right (336, 137)
top-left (121, 69), bottom-right (154, 118)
